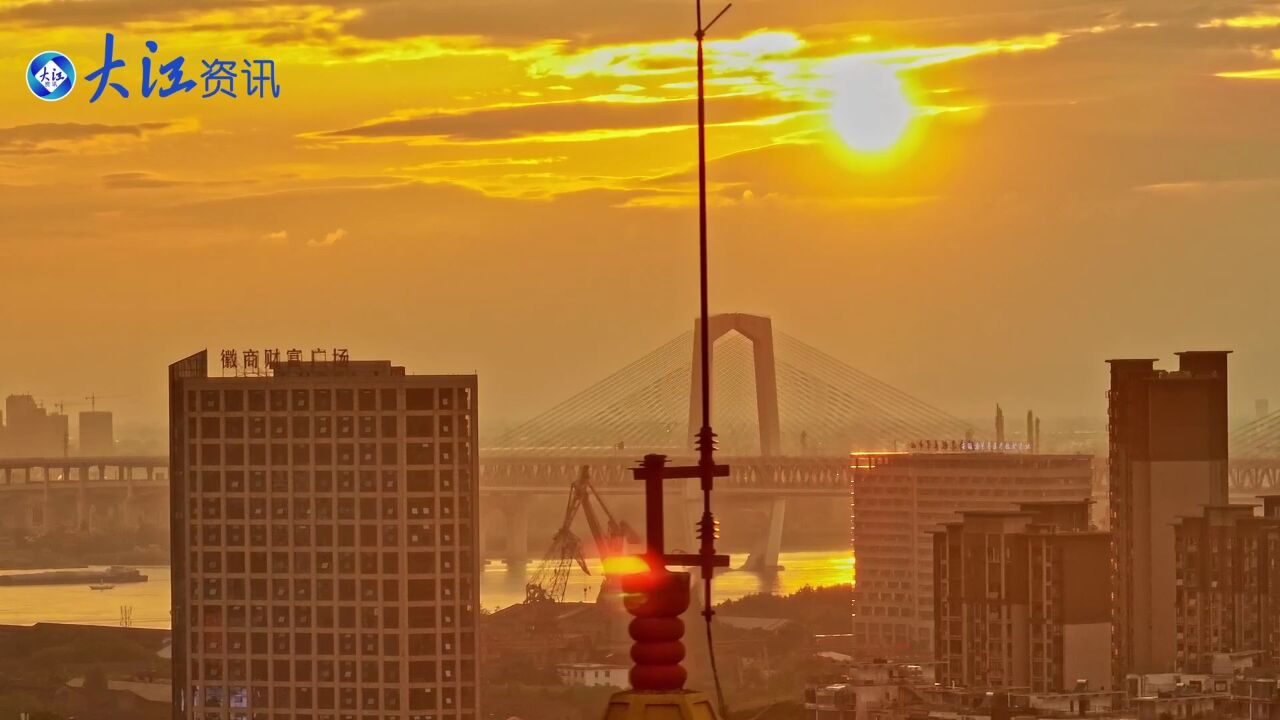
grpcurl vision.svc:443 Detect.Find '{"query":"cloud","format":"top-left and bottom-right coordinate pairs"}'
top-left (307, 23), bottom-right (1086, 153)
top-left (102, 172), bottom-right (184, 189)
top-left (1132, 178), bottom-right (1280, 195)
top-left (101, 170), bottom-right (250, 190)
top-left (405, 156), bottom-right (567, 170)
top-left (263, 230), bottom-right (289, 241)
top-left (0, 121), bottom-right (191, 155)
top-left (316, 95), bottom-right (807, 144)
top-left (307, 228), bottom-right (346, 247)
top-left (1199, 14), bottom-right (1280, 30)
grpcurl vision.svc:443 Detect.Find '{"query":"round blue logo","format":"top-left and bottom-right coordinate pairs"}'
top-left (26, 51), bottom-right (75, 101)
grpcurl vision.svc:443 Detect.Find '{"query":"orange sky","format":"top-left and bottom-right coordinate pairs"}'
top-left (3, 0), bottom-right (1280, 437)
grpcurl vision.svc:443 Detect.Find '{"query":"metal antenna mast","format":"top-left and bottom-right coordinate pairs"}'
top-left (609, 5), bottom-right (734, 719)
top-left (694, 0), bottom-right (731, 623)
top-left (694, 1), bottom-right (733, 716)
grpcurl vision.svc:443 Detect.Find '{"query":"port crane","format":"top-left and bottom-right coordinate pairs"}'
top-left (525, 465), bottom-right (639, 604)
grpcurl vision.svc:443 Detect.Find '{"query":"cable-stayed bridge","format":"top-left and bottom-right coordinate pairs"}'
top-left (1229, 411), bottom-right (1280, 492)
top-left (487, 313), bottom-right (970, 458)
top-left (480, 313), bottom-right (972, 569)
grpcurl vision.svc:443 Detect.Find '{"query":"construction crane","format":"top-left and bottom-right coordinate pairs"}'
top-left (525, 465), bottom-right (639, 604)
top-left (84, 394), bottom-right (130, 411)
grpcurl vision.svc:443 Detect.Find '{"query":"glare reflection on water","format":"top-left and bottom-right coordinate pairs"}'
top-left (0, 551), bottom-right (854, 629)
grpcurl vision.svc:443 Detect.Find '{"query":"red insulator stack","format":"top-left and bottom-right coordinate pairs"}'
top-left (622, 568), bottom-right (691, 692)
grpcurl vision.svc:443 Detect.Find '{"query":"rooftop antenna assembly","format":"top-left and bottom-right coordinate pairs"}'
top-left (602, 2), bottom-right (733, 719)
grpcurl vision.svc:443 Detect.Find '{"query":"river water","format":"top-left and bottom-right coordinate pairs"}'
top-left (0, 551), bottom-right (853, 629)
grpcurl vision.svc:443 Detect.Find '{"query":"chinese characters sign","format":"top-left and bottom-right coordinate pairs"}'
top-left (25, 34), bottom-right (280, 103)
top-left (219, 348), bottom-right (349, 376)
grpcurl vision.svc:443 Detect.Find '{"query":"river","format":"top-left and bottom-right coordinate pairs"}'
top-left (0, 551), bottom-right (853, 629)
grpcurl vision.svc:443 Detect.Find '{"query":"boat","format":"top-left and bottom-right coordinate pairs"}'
top-left (0, 566), bottom-right (147, 587)
top-left (89, 582), bottom-right (115, 591)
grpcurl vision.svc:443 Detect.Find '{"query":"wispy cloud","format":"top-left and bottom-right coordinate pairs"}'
top-left (0, 121), bottom-right (194, 155)
top-left (1199, 14), bottom-right (1280, 30)
top-left (307, 228), bottom-right (347, 247)
top-left (310, 25), bottom-right (1071, 154)
top-left (1217, 68), bottom-right (1280, 79)
top-left (314, 94), bottom-right (810, 145)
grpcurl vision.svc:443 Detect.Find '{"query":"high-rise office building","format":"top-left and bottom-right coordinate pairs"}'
top-left (169, 350), bottom-right (480, 720)
top-left (1173, 499), bottom-right (1280, 673)
top-left (1107, 351), bottom-right (1229, 678)
top-left (933, 500), bottom-right (1112, 693)
top-left (851, 451), bottom-right (1093, 656)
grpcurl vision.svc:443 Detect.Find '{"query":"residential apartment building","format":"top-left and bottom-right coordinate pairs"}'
top-left (169, 350), bottom-right (479, 720)
top-left (1174, 498), bottom-right (1280, 672)
top-left (1, 394), bottom-right (68, 457)
top-left (933, 500), bottom-right (1112, 693)
top-left (1108, 351), bottom-right (1230, 677)
top-left (850, 451), bottom-right (1093, 656)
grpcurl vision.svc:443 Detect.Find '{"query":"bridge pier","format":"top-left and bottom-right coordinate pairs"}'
top-left (76, 477), bottom-right (87, 532)
top-left (0, 497), bottom-right (26, 541)
top-left (743, 497), bottom-right (787, 572)
top-left (0, 456), bottom-right (168, 538)
top-left (502, 501), bottom-right (530, 570)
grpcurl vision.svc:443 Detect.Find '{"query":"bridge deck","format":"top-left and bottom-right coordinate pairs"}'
top-left (0, 455), bottom-right (1275, 494)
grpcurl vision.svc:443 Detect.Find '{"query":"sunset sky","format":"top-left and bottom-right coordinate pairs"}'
top-left (3, 0), bottom-right (1280, 436)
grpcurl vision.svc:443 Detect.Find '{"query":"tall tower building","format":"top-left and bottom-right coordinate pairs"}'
top-left (1107, 351), bottom-right (1229, 678)
top-left (169, 350), bottom-right (480, 720)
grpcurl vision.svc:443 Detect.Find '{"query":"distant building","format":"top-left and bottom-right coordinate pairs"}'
top-left (168, 350), bottom-right (480, 719)
top-left (803, 660), bottom-right (936, 720)
top-left (556, 662), bottom-right (628, 688)
top-left (1, 394), bottom-right (68, 457)
top-left (1174, 498), bottom-right (1280, 672)
top-left (1108, 351), bottom-right (1230, 677)
top-left (933, 500), bottom-right (1112, 693)
top-left (850, 451), bottom-right (1093, 656)
top-left (1128, 655), bottom-right (1280, 719)
top-left (1126, 670), bottom-right (1233, 720)
top-left (920, 686), bottom-right (1122, 719)
top-left (1231, 674), bottom-right (1280, 719)
top-left (79, 410), bottom-right (115, 455)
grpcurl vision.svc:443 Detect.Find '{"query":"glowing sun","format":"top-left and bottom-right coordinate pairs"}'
top-left (828, 59), bottom-right (914, 153)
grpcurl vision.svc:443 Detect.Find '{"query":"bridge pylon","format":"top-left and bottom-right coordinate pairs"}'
top-left (689, 313), bottom-right (780, 457)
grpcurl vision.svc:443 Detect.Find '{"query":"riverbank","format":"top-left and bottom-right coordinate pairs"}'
top-left (0, 529), bottom-right (167, 571)
top-left (0, 547), bottom-right (167, 571)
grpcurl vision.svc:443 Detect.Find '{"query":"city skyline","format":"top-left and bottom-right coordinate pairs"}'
top-left (7, 2), bottom-right (1280, 718)
top-left (5, 0), bottom-right (1280, 427)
